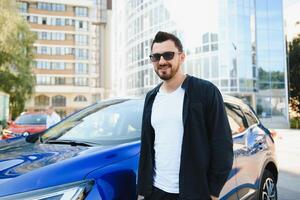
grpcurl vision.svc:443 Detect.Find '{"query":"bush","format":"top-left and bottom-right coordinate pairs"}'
top-left (290, 118), bottom-right (300, 129)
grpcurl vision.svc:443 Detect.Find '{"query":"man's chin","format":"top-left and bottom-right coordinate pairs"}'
top-left (159, 74), bottom-right (172, 81)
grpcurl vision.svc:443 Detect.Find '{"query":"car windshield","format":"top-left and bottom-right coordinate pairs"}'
top-left (41, 99), bottom-right (143, 145)
top-left (15, 114), bottom-right (46, 125)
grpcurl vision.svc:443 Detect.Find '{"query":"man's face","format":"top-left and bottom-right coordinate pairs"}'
top-left (151, 40), bottom-right (185, 81)
top-left (46, 108), bottom-right (53, 115)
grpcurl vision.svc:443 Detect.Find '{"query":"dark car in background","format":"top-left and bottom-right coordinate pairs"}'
top-left (0, 96), bottom-right (278, 200)
top-left (1, 112), bottom-right (47, 140)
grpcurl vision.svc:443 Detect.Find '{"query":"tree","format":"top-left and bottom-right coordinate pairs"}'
top-left (0, 0), bottom-right (36, 119)
top-left (288, 35), bottom-right (300, 122)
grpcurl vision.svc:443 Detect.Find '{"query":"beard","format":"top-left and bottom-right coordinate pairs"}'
top-left (155, 63), bottom-right (180, 81)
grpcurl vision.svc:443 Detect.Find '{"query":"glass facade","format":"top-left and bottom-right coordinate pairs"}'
top-left (112, 0), bottom-right (288, 124)
top-left (255, 0), bottom-right (287, 121)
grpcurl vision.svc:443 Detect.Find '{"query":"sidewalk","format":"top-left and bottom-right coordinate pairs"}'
top-left (273, 129), bottom-right (300, 200)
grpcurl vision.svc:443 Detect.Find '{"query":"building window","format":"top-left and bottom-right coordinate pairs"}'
top-left (211, 33), bottom-right (218, 42)
top-left (36, 76), bottom-right (52, 85)
top-left (79, 21), bottom-right (83, 29)
top-left (74, 95), bottom-right (87, 102)
top-left (36, 61), bottom-right (50, 69)
top-left (75, 7), bottom-right (88, 17)
top-left (202, 33), bottom-right (209, 44)
top-left (74, 77), bottom-right (88, 86)
top-left (211, 44), bottom-right (218, 51)
top-left (203, 45), bottom-right (209, 52)
top-left (75, 35), bottom-right (88, 45)
top-left (37, 3), bottom-right (65, 11)
top-left (75, 49), bottom-right (88, 59)
top-left (52, 95), bottom-right (66, 107)
top-left (54, 77), bottom-right (65, 85)
top-left (76, 21), bottom-right (87, 30)
top-left (42, 17), bottom-right (47, 25)
top-left (35, 95), bottom-right (50, 106)
top-left (52, 62), bottom-right (66, 70)
top-left (18, 2), bottom-right (28, 13)
top-left (75, 63), bottom-right (88, 74)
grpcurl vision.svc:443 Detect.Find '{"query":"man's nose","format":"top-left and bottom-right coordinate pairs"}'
top-left (158, 55), bottom-right (167, 64)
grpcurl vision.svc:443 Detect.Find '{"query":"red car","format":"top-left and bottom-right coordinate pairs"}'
top-left (1, 113), bottom-right (47, 139)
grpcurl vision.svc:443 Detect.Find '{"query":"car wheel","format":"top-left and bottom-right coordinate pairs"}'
top-left (259, 169), bottom-right (277, 200)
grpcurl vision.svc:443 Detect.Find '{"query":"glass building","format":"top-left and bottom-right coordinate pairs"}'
top-left (111, 0), bottom-right (289, 127)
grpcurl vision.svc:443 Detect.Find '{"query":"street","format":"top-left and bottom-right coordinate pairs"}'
top-left (274, 129), bottom-right (300, 200)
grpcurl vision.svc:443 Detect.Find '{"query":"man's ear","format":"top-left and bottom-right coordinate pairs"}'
top-left (180, 52), bottom-right (186, 63)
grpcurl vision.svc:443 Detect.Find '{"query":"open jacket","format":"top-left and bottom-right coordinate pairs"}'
top-left (137, 75), bottom-right (233, 200)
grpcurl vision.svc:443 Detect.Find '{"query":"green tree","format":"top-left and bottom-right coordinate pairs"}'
top-left (288, 35), bottom-right (300, 124)
top-left (0, 0), bottom-right (36, 119)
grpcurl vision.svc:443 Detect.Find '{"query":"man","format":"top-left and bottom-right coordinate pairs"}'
top-left (137, 31), bottom-right (233, 200)
top-left (45, 106), bottom-right (61, 129)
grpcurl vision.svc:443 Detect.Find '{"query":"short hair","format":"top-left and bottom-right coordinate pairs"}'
top-left (151, 31), bottom-right (183, 52)
top-left (47, 106), bottom-right (54, 110)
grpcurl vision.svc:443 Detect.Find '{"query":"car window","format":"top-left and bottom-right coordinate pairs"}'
top-left (225, 103), bottom-right (247, 135)
top-left (42, 99), bottom-right (143, 145)
top-left (242, 107), bottom-right (259, 126)
top-left (15, 114), bottom-right (46, 125)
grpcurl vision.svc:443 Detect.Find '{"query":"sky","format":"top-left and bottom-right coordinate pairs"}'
top-left (283, 0), bottom-right (300, 41)
top-left (163, 0), bottom-right (218, 48)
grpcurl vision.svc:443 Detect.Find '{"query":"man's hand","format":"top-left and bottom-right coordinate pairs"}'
top-left (137, 195), bottom-right (144, 200)
top-left (210, 195), bottom-right (219, 200)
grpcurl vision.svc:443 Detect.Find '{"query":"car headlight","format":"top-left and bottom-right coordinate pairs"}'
top-left (0, 180), bottom-right (94, 200)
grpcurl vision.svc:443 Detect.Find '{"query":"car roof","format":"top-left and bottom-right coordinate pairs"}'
top-left (222, 94), bottom-right (247, 105)
top-left (19, 112), bottom-right (46, 116)
top-left (100, 94), bottom-right (248, 107)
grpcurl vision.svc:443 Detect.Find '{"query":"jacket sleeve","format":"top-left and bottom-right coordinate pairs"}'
top-left (206, 85), bottom-right (234, 197)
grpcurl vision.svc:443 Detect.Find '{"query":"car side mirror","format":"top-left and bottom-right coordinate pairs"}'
top-left (23, 132), bottom-right (30, 137)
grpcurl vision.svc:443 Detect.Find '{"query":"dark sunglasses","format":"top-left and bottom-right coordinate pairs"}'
top-left (149, 51), bottom-right (181, 62)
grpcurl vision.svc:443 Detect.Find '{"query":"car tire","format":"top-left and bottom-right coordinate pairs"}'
top-left (258, 169), bottom-right (277, 200)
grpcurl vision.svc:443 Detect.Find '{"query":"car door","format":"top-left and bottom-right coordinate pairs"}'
top-left (218, 103), bottom-right (242, 200)
top-left (237, 105), bottom-right (267, 199)
top-left (225, 102), bottom-right (247, 199)
top-left (226, 102), bottom-right (265, 199)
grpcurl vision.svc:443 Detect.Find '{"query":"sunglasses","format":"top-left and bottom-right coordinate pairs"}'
top-left (149, 51), bottom-right (181, 62)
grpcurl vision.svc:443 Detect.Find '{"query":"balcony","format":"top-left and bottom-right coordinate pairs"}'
top-left (36, 40), bottom-right (75, 46)
top-left (29, 23), bottom-right (75, 32)
top-left (28, 8), bottom-right (74, 17)
top-left (34, 54), bottom-right (75, 60)
top-left (33, 68), bottom-right (74, 75)
top-left (35, 85), bottom-right (92, 94)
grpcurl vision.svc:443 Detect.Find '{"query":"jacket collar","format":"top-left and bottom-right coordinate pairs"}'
top-left (181, 74), bottom-right (191, 94)
top-left (148, 74), bottom-right (191, 98)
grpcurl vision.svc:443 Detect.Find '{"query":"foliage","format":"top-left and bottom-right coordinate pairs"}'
top-left (288, 35), bottom-right (300, 128)
top-left (0, 0), bottom-right (36, 119)
top-left (290, 118), bottom-right (300, 129)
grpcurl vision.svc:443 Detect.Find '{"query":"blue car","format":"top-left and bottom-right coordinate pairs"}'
top-left (0, 96), bottom-right (278, 200)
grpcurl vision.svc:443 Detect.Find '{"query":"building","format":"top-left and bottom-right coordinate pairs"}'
top-left (111, 0), bottom-right (289, 127)
top-left (17, 0), bottom-right (111, 117)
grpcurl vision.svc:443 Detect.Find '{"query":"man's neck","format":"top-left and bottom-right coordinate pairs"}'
top-left (161, 73), bottom-right (186, 93)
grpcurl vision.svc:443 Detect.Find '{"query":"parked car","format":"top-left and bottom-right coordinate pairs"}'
top-left (1, 112), bottom-right (47, 140)
top-left (0, 96), bottom-right (278, 200)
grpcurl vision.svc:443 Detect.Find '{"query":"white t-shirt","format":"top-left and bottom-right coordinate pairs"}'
top-left (151, 86), bottom-right (185, 193)
top-left (46, 112), bottom-right (61, 129)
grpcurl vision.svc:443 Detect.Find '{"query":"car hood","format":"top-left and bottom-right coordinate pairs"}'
top-left (0, 139), bottom-right (140, 197)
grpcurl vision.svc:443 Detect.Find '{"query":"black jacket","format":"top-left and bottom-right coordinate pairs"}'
top-left (137, 75), bottom-right (233, 200)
